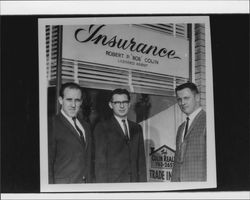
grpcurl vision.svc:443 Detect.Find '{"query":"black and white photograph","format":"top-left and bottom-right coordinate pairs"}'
top-left (39, 16), bottom-right (216, 192)
top-left (1, 1), bottom-right (249, 200)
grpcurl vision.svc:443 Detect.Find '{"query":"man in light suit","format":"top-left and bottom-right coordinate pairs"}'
top-left (171, 82), bottom-right (206, 182)
top-left (48, 82), bottom-right (92, 184)
top-left (93, 88), bottom-right (147, 183)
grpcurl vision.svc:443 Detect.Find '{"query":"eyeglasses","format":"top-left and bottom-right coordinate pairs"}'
top-left (111, 101), bottom-right (130, 106)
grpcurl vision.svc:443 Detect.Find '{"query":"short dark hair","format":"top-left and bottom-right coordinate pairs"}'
top-left (110, 88), bottom-right (130, 102)
top-left (59, 82), bottom-right (83, 98)
top-left (175, 82), bottom-right (199, 94)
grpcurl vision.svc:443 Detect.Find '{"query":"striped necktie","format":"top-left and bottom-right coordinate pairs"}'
top-left (122, 119), bottom-right (129, 141)
top-left (72, 117), bottom-right (85, 143)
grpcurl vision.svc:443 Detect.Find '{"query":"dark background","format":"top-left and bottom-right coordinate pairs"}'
top-left (1, 14), bottom-right (249, 193)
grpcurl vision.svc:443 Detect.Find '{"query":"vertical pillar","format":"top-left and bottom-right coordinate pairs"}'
top-left (195, 24), bottom-right (206, 110)
top-left (187, 23), bottom-right (193, 82)
top-left (55, 25), bottom-right (63, 114)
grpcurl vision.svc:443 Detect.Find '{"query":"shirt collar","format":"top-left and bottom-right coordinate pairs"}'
top-left (61, 109), bottom-right (74, 123)
top-left (114, 115), bottom-right (127, 123)
top-left (187, 107), bottom-right (202, 122)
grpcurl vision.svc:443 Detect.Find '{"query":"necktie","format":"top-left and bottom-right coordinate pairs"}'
top-left (184, 117), bottom-right (190, 138)
top-left (122, 119), bottom-right (129, 141)
top-left (72, 117), bottom-right (85, 143)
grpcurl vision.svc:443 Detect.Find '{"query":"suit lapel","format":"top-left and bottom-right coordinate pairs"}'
top-left (186, 109), bottom-right (205, 138)
top-left (58, 113), bottom-right (85, 147)
top-left (111, 116), bottom-right (128, 140)
top-left (179, 123), bottom-right (185, 140)
top-left (177, 122), bottom-right (185, 145)
top-left (79, 120), bottom-right (89, 149)
top-left (128, 120), bottom-right (135, 139)
top-left (175, 123), bottom-right (186, 163)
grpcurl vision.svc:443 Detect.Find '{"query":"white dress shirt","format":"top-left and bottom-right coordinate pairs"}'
top-left (114, 115), bottom-right (130, 138)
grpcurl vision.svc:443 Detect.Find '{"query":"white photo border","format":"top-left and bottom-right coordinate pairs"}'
top-left (39, 16), bottom-right (216, 192)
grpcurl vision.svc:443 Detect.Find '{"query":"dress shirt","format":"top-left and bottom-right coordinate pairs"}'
top-left (60, 109), bottom-right (86, 139)
top-left (114, 115), bottom-right (130, 138)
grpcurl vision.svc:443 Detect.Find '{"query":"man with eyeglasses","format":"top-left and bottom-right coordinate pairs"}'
top-left (48, 82), bottom-right (92, 184)
top-left (93, 88), bottom-right (147, 183)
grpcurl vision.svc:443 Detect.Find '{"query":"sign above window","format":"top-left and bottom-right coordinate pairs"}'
top-left (62, 24), bottom-right (189, 78)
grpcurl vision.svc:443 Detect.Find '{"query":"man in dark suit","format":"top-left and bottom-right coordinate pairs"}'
top-left (93, 88), bottom-right (147, 183)
top-left (48, 82), bottom-right (92, 184)
top-left (171, 82), bottom-right (206, 182)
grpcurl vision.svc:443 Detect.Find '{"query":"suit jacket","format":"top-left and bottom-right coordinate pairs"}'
top-left (48, 112), bottom-right (92, 184)
top-left (93, 116), bottom-right (147, 183)
top-left (171, 109), bottom-right (206, 182)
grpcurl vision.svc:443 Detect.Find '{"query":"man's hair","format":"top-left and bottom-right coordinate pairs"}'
top-left (175, 82), bottom-right (199, 94)
top-left (59, 82), bottom-right (83, 98)
top-left (110, 88), bottom-right (130, 102)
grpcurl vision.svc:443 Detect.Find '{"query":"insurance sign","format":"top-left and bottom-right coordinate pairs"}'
top-left (62, 24), bottom-right (189, 78)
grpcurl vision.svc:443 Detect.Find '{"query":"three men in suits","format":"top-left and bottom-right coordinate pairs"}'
top-left (171, 82), bottom-right (206, 182)
top-left (93, 88), bottom-right (147, 183)
top-left (48, 82), bottom-right (92, 184)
